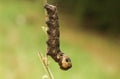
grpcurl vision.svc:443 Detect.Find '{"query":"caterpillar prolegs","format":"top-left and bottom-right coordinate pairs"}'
top-left (44, 3), bottom-right (72, 70)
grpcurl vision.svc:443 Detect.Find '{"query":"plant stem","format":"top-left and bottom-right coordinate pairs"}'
top-left (38, 52), bottom-right (54, 79)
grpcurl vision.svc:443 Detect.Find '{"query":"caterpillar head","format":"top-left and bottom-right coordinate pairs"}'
top-left (57, 53), bottom-right (72, 70)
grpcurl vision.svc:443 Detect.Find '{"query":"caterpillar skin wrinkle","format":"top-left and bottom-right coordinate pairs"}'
top-left (44, 3), bottom-right (72, 70)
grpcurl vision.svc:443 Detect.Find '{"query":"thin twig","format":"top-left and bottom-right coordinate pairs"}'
top-left (44, 0), bottom-right (47, 5)
top-left (43, 0), bottom-right (48, 21)
top-left (38, 52), bottom-right (54, 79)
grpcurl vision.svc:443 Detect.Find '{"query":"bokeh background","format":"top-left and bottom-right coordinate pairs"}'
top-left (0, 0), bottom-right (120, 79)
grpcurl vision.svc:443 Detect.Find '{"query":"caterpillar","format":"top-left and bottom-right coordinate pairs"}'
top-left (44, 3), bottom-right (72, 70)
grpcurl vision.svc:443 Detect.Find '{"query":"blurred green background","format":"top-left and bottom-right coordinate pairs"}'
top-left (0, 0), bottom-right (120, 79)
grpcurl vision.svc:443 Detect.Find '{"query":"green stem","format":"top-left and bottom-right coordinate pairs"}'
top-left (38, 52), bottom-right (54, 79)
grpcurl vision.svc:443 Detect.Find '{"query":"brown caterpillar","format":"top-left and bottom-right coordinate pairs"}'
top-left (44, 3), bottom-right (72, 70)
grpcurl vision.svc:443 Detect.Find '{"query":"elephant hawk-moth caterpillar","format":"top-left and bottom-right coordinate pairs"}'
top-left (44, 3), bottom-right (72, 70)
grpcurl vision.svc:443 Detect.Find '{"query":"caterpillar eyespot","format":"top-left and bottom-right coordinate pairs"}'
top-left (44, 3), bottom-right (72, 70)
